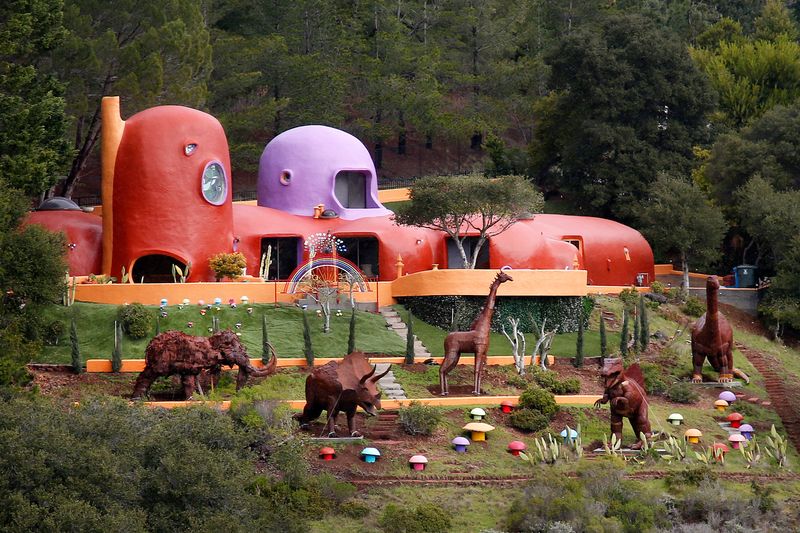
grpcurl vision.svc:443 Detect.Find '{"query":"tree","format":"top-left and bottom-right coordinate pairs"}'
top-left (112, 321), bottom-right (122, 373)
top-left (0, 0), bottom-right (70, 197)
top-left (530, 12), bottom-right (714, 221)
top-left (636, 173), bottom-right (726, 297)
top-left (574, 311), bottom-right (584, 368)
top-left (70, 316), bottom-right (81, 374)
top-left (52, 0), bottom-right (212, 196)
top-left (501, 316), bottom-right (526, 375)
top-left (302, 310), bottom-right (313, 366)
top-left (405, 311), bottom-right (415, 365)
top-left (348, 308), bottom-right (356, 354)
top-left (394, 174), bottom-right (543, 268)
top-left (599, 314), bottom-right (608, 361)
top-left (639, 295), bottom-right (649, 353)
top-left (620, 311), bottom-right (629, 357)
top-left (632, 304), bottom-right (640, 354)
top-left (262, 314), bottom-right (271, 365)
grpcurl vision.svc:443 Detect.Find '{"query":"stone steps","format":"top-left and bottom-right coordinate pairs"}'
top-left (379, 307), bottom-right (432, 360)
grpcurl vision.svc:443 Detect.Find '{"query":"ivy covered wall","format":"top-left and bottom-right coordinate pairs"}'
top-left (397, 296), bottom-right (594, 333)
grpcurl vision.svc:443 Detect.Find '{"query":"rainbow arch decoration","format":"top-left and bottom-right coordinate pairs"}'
top-left (284, 256), bottom-right (371, 294)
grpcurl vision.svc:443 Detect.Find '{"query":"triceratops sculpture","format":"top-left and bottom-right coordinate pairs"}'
top-left (294, 351), bottom-right (390, 437)
top-left (131, 329), bottom-right (276, 399)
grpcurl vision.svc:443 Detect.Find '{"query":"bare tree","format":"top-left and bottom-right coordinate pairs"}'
top-left (501, 317), bottom-right (526, 375)
top-left (530, 318), bottom-right (558, 371)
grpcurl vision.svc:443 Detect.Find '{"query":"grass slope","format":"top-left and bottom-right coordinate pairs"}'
top-left (36, 302), bottom-right (405, 363)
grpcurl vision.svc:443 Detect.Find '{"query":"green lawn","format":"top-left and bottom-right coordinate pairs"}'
top-left (36, 302), bottom-right (405, 363)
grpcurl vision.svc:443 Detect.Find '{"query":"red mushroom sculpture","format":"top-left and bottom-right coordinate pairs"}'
top-left (508, 441), bottom-right (527, 456)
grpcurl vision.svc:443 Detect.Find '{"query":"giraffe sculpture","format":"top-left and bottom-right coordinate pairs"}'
top-left (691, 275), bottom-right (750, 383)
top-left (439, 270), bottom-right (513, 395)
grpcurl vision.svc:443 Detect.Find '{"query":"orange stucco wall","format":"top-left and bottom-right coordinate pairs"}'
top-left (377, 188), bottom-right (411, 203)
top-left (390, 269), bottom-right (588, 297)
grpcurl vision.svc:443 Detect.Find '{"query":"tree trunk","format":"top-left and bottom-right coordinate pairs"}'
top-left (681, 252), bottom-right (689, 299)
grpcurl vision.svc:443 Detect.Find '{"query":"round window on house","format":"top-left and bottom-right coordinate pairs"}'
top-left (201, 161), bottom-right (227, 205)
top-left (279, 170), bottom-right (292, 185)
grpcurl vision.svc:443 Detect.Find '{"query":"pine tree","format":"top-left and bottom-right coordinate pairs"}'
top-left (348, 307), bottom-right (356, 354)
top-left (70, 317), bottom-right (81, 374)
top-left (302, 310), bottom-right (314, 366)
top-left (639, 296), bottom-right (650, 352)
top-left (633, 304), bottom-right (640, 354)
top-left (599, 315), bottom-right (608, 361)
top-left (155, 315), bottom-right (161, 336)
top-left (405, 311), bottom-right (415, 364)
top-left (620, 311), bottom-right (629, 357)
top-left (262, 314), bottom-right (271, 364)
top-left (574, 311), bottom-right (584, 368)
top-left (112, 321), bottom-right (123, 373)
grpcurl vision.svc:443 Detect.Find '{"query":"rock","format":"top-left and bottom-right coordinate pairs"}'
top-left (645, 293), bottom-right (668, 304)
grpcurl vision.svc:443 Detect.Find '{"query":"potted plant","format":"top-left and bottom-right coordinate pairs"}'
top-left (209, 252), bottom-right (247, 281)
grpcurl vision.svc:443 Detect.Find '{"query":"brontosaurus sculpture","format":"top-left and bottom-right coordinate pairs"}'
top-left (691, 275), bottom-right (749, 384)
top-left (439, 270), bottom-right (513, 395)
top-left (594, 358), bottom-right (651, 449)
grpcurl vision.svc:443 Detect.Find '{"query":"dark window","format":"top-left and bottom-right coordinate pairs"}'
top-left (340, 237), bottom-right (379, 277)
top-left (334, 171), bottom-right (367, 208)
top-left (260, 237), bottom-right (300, 280)
top-left (132, 255), bottom-right (186, 283)
top-left (447, 237), bottom-right (489, 269)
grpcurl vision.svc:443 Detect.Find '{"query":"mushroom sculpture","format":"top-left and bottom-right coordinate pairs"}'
top-left (719, 390), bottom-right (736, 404)
top-left (500, 400), bottom-right (514, 414)
top-left (685, 428), bottom-right (703, 444)
top-left (560, 427), bottom-right (579, 444)
top-left (728, 434), bottom-right (747, 450)
top-left (508, 441), bottom-right (527, 456)
top-left (727, 412), bottom-right (744, 429)
top-left (470, 407), bottom-right (487, 421)
top-left (714, 399), bottom-right (729, 412)
top-left (452, 436), bottom-right (471, 453)
top-left (361, 447), bottom-right (381, 463)
top-left (409, 455), bottom-right (428, 471)
top-left (319, 447), bottom-right (336, 461)
top-left (667, 413), bottom-right (684, 426)
top-left (739, 424), bottom-right (755, 441)
top-left (712, 442), bottom-right (729, 460)
top-left (463, 422), bottom-right (495, 441)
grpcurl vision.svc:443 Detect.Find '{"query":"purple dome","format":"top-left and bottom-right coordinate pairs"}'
top-left (258, 125), bottom-right (391, 220)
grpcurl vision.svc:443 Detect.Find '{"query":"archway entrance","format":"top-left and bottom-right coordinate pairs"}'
top-left (131, 254), bottom-right (187, 283)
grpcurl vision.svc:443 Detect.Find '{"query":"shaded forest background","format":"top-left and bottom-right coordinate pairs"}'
top-left (7, 0), bottom-right (800, 329)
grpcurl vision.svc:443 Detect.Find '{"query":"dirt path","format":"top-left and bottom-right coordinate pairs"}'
top-left (735, 341), bottom-right (800, 452)
top-left (348, 470), bottom-right (800, 487)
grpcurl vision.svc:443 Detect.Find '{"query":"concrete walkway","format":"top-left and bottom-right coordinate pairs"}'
top-left (374, 362), bottom-right (407, 400)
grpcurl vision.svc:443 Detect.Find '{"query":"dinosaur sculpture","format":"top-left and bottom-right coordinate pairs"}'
top-left (439, 270), bottom-right (513, 395)
top-left (691, 275), bottom-right (749, 384)
top-left (594, 358), bottom-right (651, 450)
top-left (294, 351), bottom-right (390, 437)
top-left (131, 330), bottom-right (276, 399)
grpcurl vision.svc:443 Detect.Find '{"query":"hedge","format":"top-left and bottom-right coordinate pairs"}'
top-left (397, 295), bottom-right (593, 333)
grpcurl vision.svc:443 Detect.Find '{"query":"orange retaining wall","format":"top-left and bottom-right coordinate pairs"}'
top-left (143, 394), bottom-right (601, 410)
top-left (86, 355), bottom-right (555, 373)
top-left (75, 280), bottom-right (395, 307)
top-left (377, 187), bottom-right (411, 203)
top-left (391, 269), bottom-right (588, 297)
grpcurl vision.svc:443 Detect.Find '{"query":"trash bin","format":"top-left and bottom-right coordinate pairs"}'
top-left (733, 265), bottom-right (757, 288)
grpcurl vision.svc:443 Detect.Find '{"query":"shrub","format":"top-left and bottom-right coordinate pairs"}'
top-left (526, 367), bottom-right (580, 394)
top-left (506, 373), bottom-right (528, 389)
top-left (378, 503), bottom-right (451, 533)
top-left (667, 382), bottom-right (699, 404)
top-left (399, 402), bottom-right (442, 436)
top-left (640, 362), bottom-right (668, 395)
top-left (650, 280), bottom-right (665, 294)
top-left (682, 296), bottom-right (706, 317)
top-left (619, 287), bottom-right (639, 309)
top-left (509, 408), bottom-right (549, 432)
top-left (44, 320), bottom-right (65, 346)
top-left (339, 501), bottom-right (370, 519)
top-left (209, 252), bottom-right (247, 281)
top-left (116, 303), bottom-right (153, 339)
top-left (666, 286), bottom-right (683, 302)
top-left (518, 387), bottom-right (558, 419)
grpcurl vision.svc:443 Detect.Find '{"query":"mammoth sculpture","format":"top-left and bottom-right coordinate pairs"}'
top-left (131, 329), bottom-right (276, 399)
top-left (293, 351), bottom-right (390, 437)
top-left (594, 358), bottom-right (651, 450)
